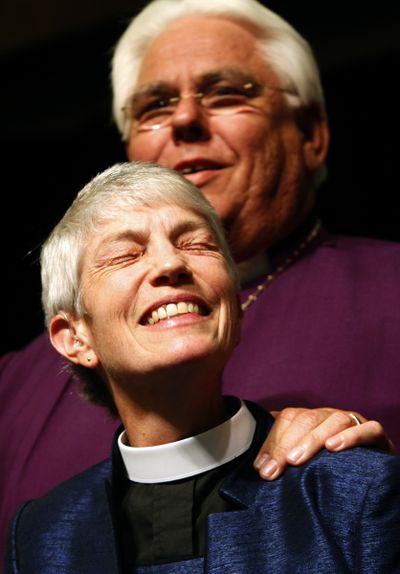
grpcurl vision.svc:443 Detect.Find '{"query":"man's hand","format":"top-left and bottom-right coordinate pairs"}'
top-left (254, 407), bottom-right (397, 480)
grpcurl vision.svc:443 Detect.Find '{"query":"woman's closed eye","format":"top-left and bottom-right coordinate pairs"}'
top-left (178, 239), bottom-right (220, 253)
top-left (97, 249), bottom-right (144, 269)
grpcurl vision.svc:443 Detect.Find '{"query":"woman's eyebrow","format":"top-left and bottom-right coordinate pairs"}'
top-left (168, 219), bottom-right (217, 243)
top-left (93, 229), bottom-right (147, 254)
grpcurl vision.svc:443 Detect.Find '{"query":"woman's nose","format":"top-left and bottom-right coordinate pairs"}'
top-left (149, 250), bottom-right (193, 286)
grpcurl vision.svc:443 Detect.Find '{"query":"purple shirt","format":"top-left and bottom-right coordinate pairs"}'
top-left (2, 227), bottom-right (400, 566)
top-left (224, 229), bottom-right (400, 444)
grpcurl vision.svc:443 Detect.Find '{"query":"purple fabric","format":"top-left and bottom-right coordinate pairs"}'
top-left (1, 229), bottom-right (400, 568)
top-left (224, 230), bottom-right (400, 443)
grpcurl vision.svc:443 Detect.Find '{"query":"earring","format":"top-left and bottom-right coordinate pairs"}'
top-left (86, 356), bottom-right (92, 363)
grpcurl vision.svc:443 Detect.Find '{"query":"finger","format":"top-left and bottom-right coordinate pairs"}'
top-left (255, 408), bottom-right (397, 481)
top-left (254, 407), bottom-right (311, 468)
top-left (325, 419), bottom-right (397, 454)
top-left (348, 412), bottom-right (363, 426)
top-left (253, 408), bottom-right (301, 479)
top-left (267, 407), bottom-right (337, 462)
top-left (284, 410), bottom-right (361, 465)
top-left (255, 408), bottom-right (336, 479)
top-left (267, 407), bottom-right (334, 449)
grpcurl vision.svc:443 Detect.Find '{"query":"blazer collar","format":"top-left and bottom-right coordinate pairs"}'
top-left (218, 401), bottom-right (275, 508)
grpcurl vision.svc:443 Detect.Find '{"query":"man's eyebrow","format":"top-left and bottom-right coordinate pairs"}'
top-left (199, 68), bottom-right (258, 87)
top-left (132, 68), bottom-right (258, 98)
top-left (131, 81), bottom-right (176, 102)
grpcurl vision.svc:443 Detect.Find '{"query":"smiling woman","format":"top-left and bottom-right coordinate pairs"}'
top-left (5, 160), bottom-right (400, 573)
top-left (40, 161), bottom-right (239, 419)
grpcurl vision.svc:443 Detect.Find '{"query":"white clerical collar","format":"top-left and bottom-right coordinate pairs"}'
top-left (118, 399), bottom-right (256, 484)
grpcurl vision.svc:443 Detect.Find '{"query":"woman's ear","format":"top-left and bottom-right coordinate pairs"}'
top-left (49, 313), bottom-right (99, 368)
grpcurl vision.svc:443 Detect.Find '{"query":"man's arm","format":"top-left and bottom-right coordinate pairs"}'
top-left (254, 407), bottom-right (396, 480)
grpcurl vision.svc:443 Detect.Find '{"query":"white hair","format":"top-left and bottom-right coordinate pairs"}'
top-left (40, 161), bottom-right (238, 328)
top-left (112, 0), bottom-right (326, 140)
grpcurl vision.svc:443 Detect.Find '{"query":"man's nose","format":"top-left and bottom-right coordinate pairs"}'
top-left (170, 96), bottom-right (211, 143)
top-left (149, 249), bottom-right (193, 286)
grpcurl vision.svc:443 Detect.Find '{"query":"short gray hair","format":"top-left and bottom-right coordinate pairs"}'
top-left (112, 0), bottom-right (326, 140)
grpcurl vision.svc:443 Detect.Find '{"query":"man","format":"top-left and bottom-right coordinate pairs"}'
top-left (6, 162), bottom-right (400, 573)
top-left (1, 0), bottom-right (397, 565)
top-left (112, 0), bottom-right (399, 452)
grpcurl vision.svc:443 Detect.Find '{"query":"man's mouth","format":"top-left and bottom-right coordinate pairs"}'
top-left (180, 165), bottom-right (209, 175)
top-left (141, 301), bottom-right (209, 325)
top-left (174, 160), bottom-right (224, 177)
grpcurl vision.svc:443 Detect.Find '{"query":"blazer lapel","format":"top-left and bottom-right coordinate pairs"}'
top-left (205, 404), bottom-right (279, 573)
top-left (65, 472), bottom-right (120, 574)
top-left (25, 460), bottom-right (119, 574)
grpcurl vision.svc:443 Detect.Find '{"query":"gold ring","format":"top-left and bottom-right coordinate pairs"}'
top-left (349, 413), bottom-right (363, 426)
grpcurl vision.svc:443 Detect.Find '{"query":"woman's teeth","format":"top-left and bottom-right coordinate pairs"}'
top-left (147, 302), bottom-right (201, 325)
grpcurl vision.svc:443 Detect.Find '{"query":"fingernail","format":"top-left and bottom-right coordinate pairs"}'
top-left (254, 453), bottom-right (270, 470)
top-left (287, 444), bottom-right (306, 464)
top-left (326, 435), bottom-right (344, 451)
top-left (260, 459), bottom-right (279, 479)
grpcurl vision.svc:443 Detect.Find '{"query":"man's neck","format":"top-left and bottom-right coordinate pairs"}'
top-left (237, 213), bottom-right (320, 286)
top-left (236, 251), bottom-right (270, 284)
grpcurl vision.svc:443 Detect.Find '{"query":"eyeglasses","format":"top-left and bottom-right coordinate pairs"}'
top-left (123, 80), bottom-right (298, 132)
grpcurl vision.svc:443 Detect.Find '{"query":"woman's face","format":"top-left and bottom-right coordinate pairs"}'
top-left (73, 203), bottom-right (241, 382)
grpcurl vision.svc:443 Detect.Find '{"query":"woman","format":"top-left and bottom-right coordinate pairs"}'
top-left (6, 162), bottom-right (400, 573)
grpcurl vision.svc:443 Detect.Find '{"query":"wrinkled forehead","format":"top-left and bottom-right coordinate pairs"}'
top-left (136, 14), bottom-right (274, 89)
top-left (87, 202), bottom-right (216, 245)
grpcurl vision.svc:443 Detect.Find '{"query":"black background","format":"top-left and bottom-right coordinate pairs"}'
top-left (2, 1), bottom-right (400, 355)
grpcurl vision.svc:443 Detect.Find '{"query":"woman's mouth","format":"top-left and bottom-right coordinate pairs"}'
top-left (142, 301), bottom-right (209, 325)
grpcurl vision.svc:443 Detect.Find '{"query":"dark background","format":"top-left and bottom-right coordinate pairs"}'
top-left (2, 1), bottom-right (400, 355)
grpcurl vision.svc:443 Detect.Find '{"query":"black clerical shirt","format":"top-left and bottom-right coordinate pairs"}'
top-left (115, 398), bottom-right (251, 570)
top-left (119, 459), bottom-right (242, 568)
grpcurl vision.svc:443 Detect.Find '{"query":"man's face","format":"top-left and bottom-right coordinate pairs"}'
top-left (75, 204), bottom-right (240, 384)
top-left (126, 16), bottom-right (326, 261)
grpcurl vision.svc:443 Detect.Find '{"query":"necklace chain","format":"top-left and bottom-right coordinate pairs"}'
top-left (241, 220), bottom-right (321, 312)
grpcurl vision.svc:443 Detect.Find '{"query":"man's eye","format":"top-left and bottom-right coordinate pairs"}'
top-left (212, 85), bottom-right (246, 96)
top-left (135, 97), bottom-right (176, 120)
top-left (205, 83), bottom-right (258, 107)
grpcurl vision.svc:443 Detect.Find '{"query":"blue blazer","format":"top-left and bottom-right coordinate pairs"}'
top-left (5, 403), bottom-right (400, 573)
